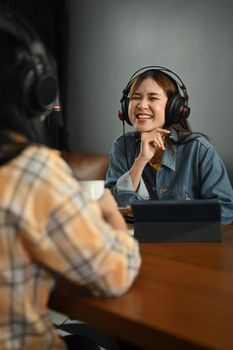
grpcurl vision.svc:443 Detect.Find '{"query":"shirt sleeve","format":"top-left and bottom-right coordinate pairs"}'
top-left (105, 136), bottom-right (149, 207)
top-left (21, 148), bottom-right (141, 297)
top-left (198, 142), bottom-right (233, 224)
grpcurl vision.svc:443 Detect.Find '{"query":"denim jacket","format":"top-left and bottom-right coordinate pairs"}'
top-left (105, 128), bottom-right (233, 224)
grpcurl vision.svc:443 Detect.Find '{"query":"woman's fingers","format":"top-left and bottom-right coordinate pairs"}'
top-left (144, 128), bottom-right (170, 150)
top-left (155, 128), bottom-right (170, 137)
top-left (140, 128), bottom-right (170, 160)
top-left (151, 133), bottom-right (165, 150)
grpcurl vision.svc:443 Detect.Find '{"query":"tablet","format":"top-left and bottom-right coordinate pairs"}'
top-left (131, 199), bottom-right (222, 242)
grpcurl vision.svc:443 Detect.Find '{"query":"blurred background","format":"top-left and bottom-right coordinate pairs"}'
top-left (1, 0), bottom-right (233, 183)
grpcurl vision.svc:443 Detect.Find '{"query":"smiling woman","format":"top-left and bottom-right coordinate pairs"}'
top-left (105, 66), bottom-right (233, 225)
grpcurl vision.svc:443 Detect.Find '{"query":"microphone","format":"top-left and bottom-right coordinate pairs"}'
top-left (47, 94), bottom-right (63, 127)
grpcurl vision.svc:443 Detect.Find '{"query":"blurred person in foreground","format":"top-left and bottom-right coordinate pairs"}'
top-left (0, 6), bottom-right (141, 350)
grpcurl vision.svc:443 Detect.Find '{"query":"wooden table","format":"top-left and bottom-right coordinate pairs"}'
top-left (49, 224), bottom-right (233, 350)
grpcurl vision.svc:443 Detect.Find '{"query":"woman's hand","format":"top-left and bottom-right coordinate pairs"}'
top-left (97, 189), bottom-right (128, 231)
top-left (139, 128), bottom-right (170, 162)
top-left (129, 128), bottom-right (170, 192)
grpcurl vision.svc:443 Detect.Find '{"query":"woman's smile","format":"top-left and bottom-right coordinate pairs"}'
top-left (136, 113), bottom-right (153, 119)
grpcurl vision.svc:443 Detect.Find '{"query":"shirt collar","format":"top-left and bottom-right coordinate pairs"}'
top-left (161, 128), bottom-right (178, 171)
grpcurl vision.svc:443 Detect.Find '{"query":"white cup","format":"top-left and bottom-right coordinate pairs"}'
top-left (79, 180), bottom-right (105, 200)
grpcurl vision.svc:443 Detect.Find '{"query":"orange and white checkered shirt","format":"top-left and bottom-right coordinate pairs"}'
top-left (0, 145), bottom-right (141, 350)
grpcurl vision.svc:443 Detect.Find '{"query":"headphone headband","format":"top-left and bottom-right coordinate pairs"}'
top-left (122, 65), bottom-right (189, 102)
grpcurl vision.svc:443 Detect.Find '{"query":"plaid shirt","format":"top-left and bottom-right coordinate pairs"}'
top-left (0, 145), bottom-right (141, 350)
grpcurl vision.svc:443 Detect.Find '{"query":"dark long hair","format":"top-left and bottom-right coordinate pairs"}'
top-left (0, 12), bottom-right (49, 165)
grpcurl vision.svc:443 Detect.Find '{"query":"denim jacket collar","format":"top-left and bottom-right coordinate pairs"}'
top-left (161, 128), bottom-right (178, 171)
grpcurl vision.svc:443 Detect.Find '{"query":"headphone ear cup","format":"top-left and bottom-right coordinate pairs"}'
top-left (121, 97), bottom-right (132, 126)
top-left (22, 65), bottom-right (58, 117)
top-left (0, 8), bottom-right (58, 118)
top-left (165, 95), bottom-right (189, 125)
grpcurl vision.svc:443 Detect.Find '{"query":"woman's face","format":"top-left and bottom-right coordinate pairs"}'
top-left (128, 77), bottom-right (168, 132)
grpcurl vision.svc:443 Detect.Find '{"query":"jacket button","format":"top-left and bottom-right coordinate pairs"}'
top-left (160, 188), bottom-right (168, 193)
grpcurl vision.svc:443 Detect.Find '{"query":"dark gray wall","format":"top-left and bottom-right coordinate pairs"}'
top-left (66, 0), bottom-right (233, 183)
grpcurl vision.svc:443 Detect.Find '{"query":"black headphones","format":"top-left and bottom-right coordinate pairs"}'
top-left (0, 7), bottom-right (58, 118)
top-left (119, 66), bottom-right (190, 126)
